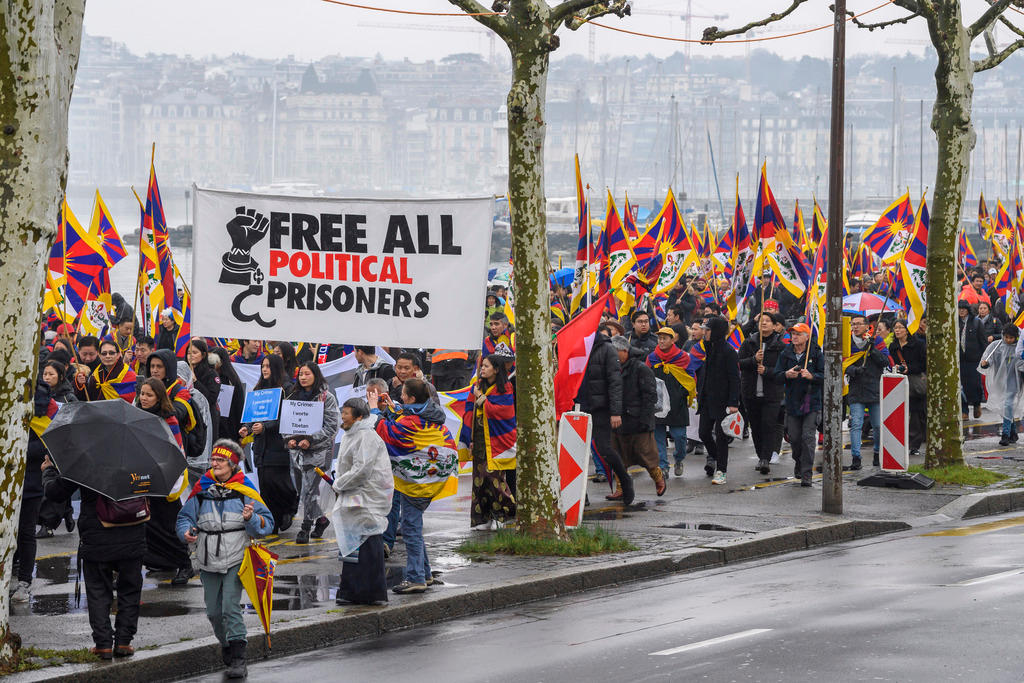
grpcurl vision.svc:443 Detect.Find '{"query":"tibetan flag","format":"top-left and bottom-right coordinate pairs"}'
top-left (862, 191), bottom-right (914, 263)
top-left (726, 177), bottom-right (754, 318)
top-left (60, 202), bottom-right (111, 313)
top-left (29, 399), bottom-right (60, 438)
top-left (629, 214), bottom-right (662, 271)
top-left (376, 408), bottom-right (459, 501)
top-left (653, 188), bottom-right (699, 294)
top-left (623, 193), bottom-right (641, 243)
top-left (145, 159), bottom-right (180, 313)
top-left (89, 191), bottom-right (127, 268)
top-left (767, 226), bottom-right (812, 297)
top-left (811, 198), bottom-right (827, 249)
top-left (958, 229), bottom-right (978, 271)
top-left (174, 288), bottom-right (192, 359)
top-left (752, 163), bottom-right (787, 246)
top-left (994, 226), bottom-right (1022, 298)
top-left (480, 381), bottom-right (517, 470)
top-left (979, 193), bottom-right (993, 240)
top-left (570, 155), bottom-right (591, 315)
top-left (686, 340), bottom-right (706, 375)
top-left (93, 362), bottom-right (138, 403)
top-left (806, 223), bottom-right (828, 347)
top-left (994, 199), bottom-right (1013, 239)
top-left (238, 541), bottom-right (278, 648)
top-left (899, 193), bottom-right (929, 334)
top-left (727, 326), bottom-right (744, 351)
top-left (793, 199), bottom-right (812, 254)
top-left (603, 192), bottom-right (635, 288)
top-left (439, 386), bottom-right (475, 464)
top-left (646, 344), bottom-right (695, 407)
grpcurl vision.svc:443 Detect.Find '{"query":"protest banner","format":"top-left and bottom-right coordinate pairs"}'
top-left (241, 388), bottom-right (283, 423)
top-left (192, 188), bottom-right (493, 348)
top-left (281, 400), bottom-right (325, 436)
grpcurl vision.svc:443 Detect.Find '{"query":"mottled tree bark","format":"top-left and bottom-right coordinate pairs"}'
top-left (0, 0), bottom-right (85, 663)
top-left (921, 6), bottom-right (974, 467)
top-left (451, 0), bottom-right (627, 538)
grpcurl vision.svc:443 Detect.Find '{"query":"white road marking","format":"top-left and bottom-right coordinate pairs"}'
top-left (649, 628), bottom-right (772, 656)
top-left (947, 568), bottom-right (1024, 586)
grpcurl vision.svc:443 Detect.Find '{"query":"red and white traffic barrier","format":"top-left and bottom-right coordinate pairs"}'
top-left (879, 373), bottom-right (909, 472)
top-left (558, 411), bottom-right (592, 528)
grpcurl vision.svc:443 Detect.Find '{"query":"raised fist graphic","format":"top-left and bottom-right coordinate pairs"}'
top-left (219, 206), bottom-right (270, 286)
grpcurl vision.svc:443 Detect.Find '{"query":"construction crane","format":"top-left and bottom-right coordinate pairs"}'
top-left (358, 21), bottom-right (497, 64)
top-left (629, 1), bottom-right (728, 61)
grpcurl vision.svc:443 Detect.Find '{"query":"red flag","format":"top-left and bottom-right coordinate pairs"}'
top-left (554, 293), bottom-right (612, 417)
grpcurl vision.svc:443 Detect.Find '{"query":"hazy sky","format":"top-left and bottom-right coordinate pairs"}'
top-left (81, 0), bottom-right (1014, 64)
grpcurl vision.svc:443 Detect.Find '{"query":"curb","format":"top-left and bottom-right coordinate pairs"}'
top-left (933, 487), bottom-right (1024, 520)
top-left (17, 518), bottom-right (911, 682)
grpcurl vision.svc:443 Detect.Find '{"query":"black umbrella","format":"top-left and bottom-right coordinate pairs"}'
top-left (41, 399), bottom-right (187, 501)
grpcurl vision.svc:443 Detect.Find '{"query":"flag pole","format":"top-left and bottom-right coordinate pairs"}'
top-left (130, 185), bottom-right (148, 336)
top-left (60, 198), bottom-right (70, 325)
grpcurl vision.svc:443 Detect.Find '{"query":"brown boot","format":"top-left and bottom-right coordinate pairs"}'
top-left (649, 467), bottom-right (666, 496)
top-left (974, 405), bottom-right (982, 419)
top-left (604, 479), bottom-right (624, 500)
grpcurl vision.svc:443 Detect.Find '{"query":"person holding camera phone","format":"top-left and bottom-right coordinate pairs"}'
top-left (889, 320), bottom-right (927, 455)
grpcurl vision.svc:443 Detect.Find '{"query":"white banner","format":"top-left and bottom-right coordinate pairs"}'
top-left (192, 188), bottom-right (494, 348)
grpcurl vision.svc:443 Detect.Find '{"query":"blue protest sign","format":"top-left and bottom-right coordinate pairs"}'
top-left (241, 388), bottom-right (282, 423)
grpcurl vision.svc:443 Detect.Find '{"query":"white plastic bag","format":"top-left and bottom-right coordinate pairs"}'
top-left (721, 411), bottom-right (744, 439)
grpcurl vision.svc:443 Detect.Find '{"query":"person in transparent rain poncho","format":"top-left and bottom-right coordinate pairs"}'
top-left (979, 323), bottom-right (1024, 446)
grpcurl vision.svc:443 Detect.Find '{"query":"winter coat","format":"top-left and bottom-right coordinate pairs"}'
top-left (575, 333), bottom-right (623, 415)
top-left (737, 331), bottom-right (786, 402)
top-left (845, 337), bottom-right (888, 405)
top-left (175, 478), bottom-right (273, 573)
top-left (890, 336), bottom-right (926, 375)
top-left (627, 331), bottom-right (658, 357)
top-left (331, 417), bottom-right (394, 558)
top-left (353, 359), bottom-right (396, 388)
top-left (696, 318), bottom-right (740, 417)
top-left (617, 348), bottom-right (657, 434)
top-left (283, 387), bottom-right (341, 468)
top-left (774, 344), bottom-right (825, 416)
top-left (191, 359), bottom-right (221, 442)
top-left (647, 345), bottom-right (691, 427)
top-left (978, 314), bottom-right (1001, 342)
top-left (43, 467), bottom-right (146, 562)
top-left (154, 323), bottom-right (178, 351)
top-left (958, 314), bottom-right (988, 363)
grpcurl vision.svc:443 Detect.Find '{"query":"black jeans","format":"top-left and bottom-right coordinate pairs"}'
top-left (82, 557), bottom-right (144, 648)
top-left (745, 396), bottom-right (783, 461)
top-left (698, 411), bottom-right (729, 473)
top-left (591, 409), bottom-right (633, 496)
top-left (14, 495), bottom-right (42, 584)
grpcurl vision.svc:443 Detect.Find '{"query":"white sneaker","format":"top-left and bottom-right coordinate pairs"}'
top-left (11, 581), bottom-right (30, 603)
top-left (711, 471), bottom-right (726, 485)
top-left (470, 522), bottom-right (491, 531)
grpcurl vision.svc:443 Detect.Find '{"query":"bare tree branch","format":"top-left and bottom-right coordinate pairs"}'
top-left (447, 0), bottom-right (511, 39)
top-left (700, 0), bottom-right (812, 43)
top-left (973, 37), bottom-right (1024, 70)
top-left (556, 0), bottom-right (631, 30)
top-left (844, 7), bottom-right (921, 31)
top-left (983, 27), bottom-right (998, 54)
top-left (997, 13), bottom-right (1024, 39)
top-left (968, 0), bottom-right (1017, 39)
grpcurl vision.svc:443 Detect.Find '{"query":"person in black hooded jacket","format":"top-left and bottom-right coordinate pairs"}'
top-left (737, 312), bottom-right (786, 474)
top-left (43, 455), bottom-right (146, 658)
top-left (187, 338), bottom-right (220, 443)
top-left (696, 316), bottom-right (740, 485)
top-left (574, 331), bottom-right (635, 505)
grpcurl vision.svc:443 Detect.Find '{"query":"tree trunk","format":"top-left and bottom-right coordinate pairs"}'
top-left (0, 0), bottom-right (85, 664)
top-left (505, 4), bottom-right (564, 539)
top-left (924, 7), bottom-right (973, 468)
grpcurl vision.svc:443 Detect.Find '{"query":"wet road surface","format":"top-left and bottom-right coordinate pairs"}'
top-left (185, 511), bottom-right (1024, 683)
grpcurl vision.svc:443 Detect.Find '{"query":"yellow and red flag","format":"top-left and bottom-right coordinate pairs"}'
top-left (238, 541), bottom-right (279, 648)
